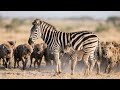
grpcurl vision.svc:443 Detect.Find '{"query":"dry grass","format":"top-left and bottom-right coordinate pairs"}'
top-left (1, 64), bottom-right (120, 79)
top-left (0, 19), bottom-right (120, 79)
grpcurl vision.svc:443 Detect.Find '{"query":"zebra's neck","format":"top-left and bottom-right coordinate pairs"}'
top-left (40, 21), bottom-right (71, 48)
top-left (40, 21), bottom-right (57, 45)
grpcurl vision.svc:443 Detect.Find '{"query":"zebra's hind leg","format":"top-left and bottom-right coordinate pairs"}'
top-left (96, 60), bottom-right (101, 75)
top-left (89, 53), bottom-right (96, 74)
top-left (83, 54), bottom-right (90, 76)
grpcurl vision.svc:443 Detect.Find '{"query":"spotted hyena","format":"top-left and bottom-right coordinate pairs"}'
top-left (0, 41), bottom-right (16, 68)
top-left (14, 44), bottom-right (33, 70)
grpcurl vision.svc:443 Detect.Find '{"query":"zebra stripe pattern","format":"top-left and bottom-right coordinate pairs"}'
top-left (28, 19), bottom-right (99, 75)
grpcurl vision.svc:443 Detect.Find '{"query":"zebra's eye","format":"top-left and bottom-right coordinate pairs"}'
top-left (35, 29), bottom-right (38, 31)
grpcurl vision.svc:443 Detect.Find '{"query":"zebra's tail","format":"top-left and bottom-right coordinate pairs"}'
top-left (97, 39), bottom-right (102, 62)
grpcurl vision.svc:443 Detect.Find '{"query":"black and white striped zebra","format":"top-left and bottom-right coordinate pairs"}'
top-left (28, 19), bottom-right (100, 75)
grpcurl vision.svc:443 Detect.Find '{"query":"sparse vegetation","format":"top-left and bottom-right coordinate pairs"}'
top-left (107, 16), bottom-right (120, 26)
top-left (4, 24), bottom-right (14, 32)
top-left (64, 16), bottom-right (95, 21)
top-left (95, 23), bottom-right (109, 32)
top-left (106, 16), bottom-right (120, 31)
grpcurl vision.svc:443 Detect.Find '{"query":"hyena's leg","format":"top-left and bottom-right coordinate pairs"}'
top-left (29, 56), bottom-right (33, 68)
top-left (7, 58), bottom-right (11, 68)
top-left (108, 62), bottom-right (115, 74)
top-left (14, 58), bottom-right (17, 68)
top-left (17, 60), bottom-right (20, 68)
top-left (3, 58), bottom-right (7, 68)
top-left (37, 58), bottom-right (42, 68)
top-left (105, 59), bottom-right (109, 73)
top-left (3, 58), bottom-right (5, 67)
top-left (25, 59), bottom-right (28, 69)
top-left (34, 60), bottom-right (37, 68)
top-left (22, 58), bottom-right (26, 70)
top-left (105, 59), bottom-right (113, 74)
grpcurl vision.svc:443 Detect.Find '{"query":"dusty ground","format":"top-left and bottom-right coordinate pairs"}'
top-left (0, 61), bottom-right (120, 79)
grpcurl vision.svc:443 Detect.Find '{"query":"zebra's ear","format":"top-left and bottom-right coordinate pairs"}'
top-left (32, 19), bottom-right (42, 25)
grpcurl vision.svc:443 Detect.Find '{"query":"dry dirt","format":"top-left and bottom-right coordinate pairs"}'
top-left (0, 61), bottom-right (120, 79)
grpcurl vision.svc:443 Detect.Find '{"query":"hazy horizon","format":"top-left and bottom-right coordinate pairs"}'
top-left (0, 11), bottom-right (120, 19)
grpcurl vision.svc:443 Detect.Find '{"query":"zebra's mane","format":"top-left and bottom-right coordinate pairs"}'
top-left (42, 20), bottom-right (57, 32)
top-left (41, 20), bottom-right (94, 35)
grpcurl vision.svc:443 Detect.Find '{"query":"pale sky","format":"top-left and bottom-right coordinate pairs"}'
top-left (0, 11), bottom-right (120, 19)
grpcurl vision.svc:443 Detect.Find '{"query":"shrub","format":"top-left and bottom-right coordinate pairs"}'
top-left (95, 23), bottom-right (109, 33)
top-left (4, 24), bottom-right (13, 32)
top-left (106, 16), bottom-right (120, 27)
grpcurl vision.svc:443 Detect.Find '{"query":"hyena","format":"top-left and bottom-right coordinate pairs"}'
top-left (0, 41), bottom-right (16, 68)
top-left (14, 44), bottom-right (33, 70)
top-left (30, 43), bottom-right (47, 68)
top-left (104, 42), bottom-right (120, 73)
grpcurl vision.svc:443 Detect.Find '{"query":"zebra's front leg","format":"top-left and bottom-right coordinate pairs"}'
top-left (54, 52), bottom-right (62, 75)
top-left (71, 56), bottom-right (77, 75)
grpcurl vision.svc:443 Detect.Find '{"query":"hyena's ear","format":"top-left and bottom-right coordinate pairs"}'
top-left (2, 45), bottom-right (5, 49)
top-left (22, 45), bottom-right (25, 49)
top-left (7, 41), bottom-right (16, 46)
top-left (32, 19), bottom-right (42, 25)
top-left (109, 47), bottom-right (112, 49)
top-left (43, 43), bottom-right (47, 49)
top-left (67, 43), bottom-right (72, 47)
top-left (106, 42), bottom-right (109, 45)
top-left (31, 44), bottom-right (34, 49)
top-left (14, 41), bottom-right (16, 44)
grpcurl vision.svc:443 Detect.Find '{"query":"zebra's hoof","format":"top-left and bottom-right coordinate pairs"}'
top-left (96, 72), bottom-right (101, 75)
top-left (58, 71), bottom-right (62, 74)
top-left (53, 72), bottom-right (62, 76)
top-left (71, 72), bottom-right (74, 75)
top-left (84, 71), bottom-right (89, 76)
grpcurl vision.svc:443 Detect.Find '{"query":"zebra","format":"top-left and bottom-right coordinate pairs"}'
top-left (28, 19), bottom-right (100, 75)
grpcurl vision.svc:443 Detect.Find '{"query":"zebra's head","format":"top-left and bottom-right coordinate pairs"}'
top-left (28, 19), bottom-right (42, 45)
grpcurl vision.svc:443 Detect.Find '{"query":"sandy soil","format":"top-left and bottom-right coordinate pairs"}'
top-left (0, 62), bottom-right (120, 79)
